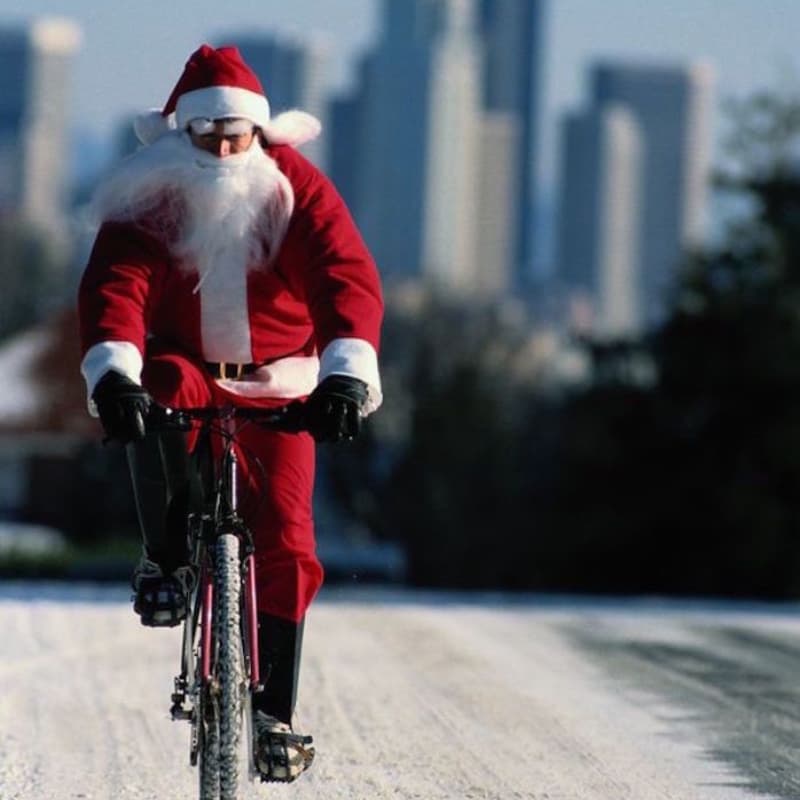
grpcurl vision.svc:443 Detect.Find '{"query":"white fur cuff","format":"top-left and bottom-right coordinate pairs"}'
top-left (319, 337), bottom-right (382, 414)
top-left (80, 340), bottom-right (144, 416)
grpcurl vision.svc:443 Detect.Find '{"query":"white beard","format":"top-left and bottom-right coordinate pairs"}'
top-left (91, 132), bottom-right (295, 287)
top-left (91, 131), bottom-right (296, 363)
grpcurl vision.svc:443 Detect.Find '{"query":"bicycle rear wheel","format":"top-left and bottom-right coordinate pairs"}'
top-left (214, 532), bottom-right (246, 800)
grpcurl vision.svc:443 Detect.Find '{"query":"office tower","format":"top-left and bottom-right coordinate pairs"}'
top-left (329, 93), bottom-right (363, 209)
top-left (557, 106), bottom-right (642, 337)
top-left (0, 18), bottom-right (81, 239)
top-left (221, 34), bottom-right (330, 168)
top-left (354, 0), bottom-right (493, 294)
top-left (478, 0), bottom-right (547, 290)
top-left (475, 111), bottom-right (519, 296)
top-left (420, 0), bottom-right (483, 292)
top-left (590, 62), bottom-right (714, 327)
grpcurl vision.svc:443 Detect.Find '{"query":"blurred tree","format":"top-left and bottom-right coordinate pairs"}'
top-left (547, 84), bottom-right (800, 597)
top-left (325, 290), bottom-right (567, 588)
top-left (325, 86), bottom-right (800, 596)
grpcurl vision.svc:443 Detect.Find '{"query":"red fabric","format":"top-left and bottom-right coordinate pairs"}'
top-left (143, 345), bottom-right (323, 622)
top-left (79, 145), bottom-right (382, 622)
top-left (78, 145), bottom-right (383, 366)
top-left (163, 44), bottom-right (266, 117)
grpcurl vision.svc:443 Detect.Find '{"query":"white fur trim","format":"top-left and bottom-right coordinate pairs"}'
top-left (175, 86), bottom-right (270, 130)
top-left (216, 356), bottom-right (320, 398)
top-left (319, 337), bottom-right (382, 414)
top-left (262, 110), bottom-right (322, 147)
top-left (197, 248), bottom-right (253, 363)
top-left (134, 108), bottom-right (176, 145)
top-left (80, 340), bottom-right (144, 416)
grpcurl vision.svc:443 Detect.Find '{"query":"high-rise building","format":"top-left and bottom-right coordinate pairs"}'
top-left (557, 106), bottom-right (641, 338)
top-left (474, 111), bottom-right (519, 296)
top-left (478, 0), bottom-right (547, 290)
top-left (590, 62), bottom-right (714, 327)
top-left (219, 33), bottom-right (330, 169)
top-left (0, 18), bottom-right (81, 239)
top-left (557, 60), bottom-right (714, 333)
top-left (328, 54), bottom-right (370, 208)
top-left (331, 0), bottom-right (543, 298)
top-left (352, 0), bottom-right (507, 295)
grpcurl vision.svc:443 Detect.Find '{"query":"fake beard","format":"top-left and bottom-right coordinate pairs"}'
top-left (91, 132), bottom-right (295, 287)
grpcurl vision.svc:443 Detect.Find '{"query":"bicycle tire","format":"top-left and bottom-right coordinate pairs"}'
top-left (198, 685), bottom-right (221, 799)
top-left (215, 532), bottom-right (246, 800)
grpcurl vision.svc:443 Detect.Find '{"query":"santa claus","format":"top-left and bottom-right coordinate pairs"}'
top-left (78, 43), bottom-right (383, 782)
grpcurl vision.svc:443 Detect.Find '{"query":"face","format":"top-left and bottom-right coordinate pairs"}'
top-left (188, 118), bottom-right (256, 158)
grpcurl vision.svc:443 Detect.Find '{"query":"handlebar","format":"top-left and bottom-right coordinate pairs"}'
top-left (143, 401), bottom-right (308, 434)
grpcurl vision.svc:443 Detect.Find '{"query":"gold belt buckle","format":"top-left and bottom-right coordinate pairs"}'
top-left (217, 361), bottom-right (244, 379)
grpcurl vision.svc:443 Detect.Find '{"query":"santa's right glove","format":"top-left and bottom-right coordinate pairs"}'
top-left (304, 375), bottom-right (368, 443)
top-left (92, 371), bottom-right (151, 444)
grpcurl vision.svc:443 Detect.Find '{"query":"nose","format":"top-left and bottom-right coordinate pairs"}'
top-left (215, 137), bottom-right (232, 157)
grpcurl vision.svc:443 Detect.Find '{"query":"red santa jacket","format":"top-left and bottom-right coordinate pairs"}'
top-left (78, 144), bottom-right (383, 412)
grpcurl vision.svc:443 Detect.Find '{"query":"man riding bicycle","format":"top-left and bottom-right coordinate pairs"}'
top-left (77, 44), bottom-right (383, 783)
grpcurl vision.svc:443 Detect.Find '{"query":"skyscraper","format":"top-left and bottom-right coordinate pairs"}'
top-left (0, 18), bottom-right (81, 239)
top-left (557, 60), bottom-right (714, 333)
top-left (220, 33), bottom-right (330, 169)
top-left (590, 62), bottom-right (714, 327)
top-left (557, 106), bottom-right (642, 337)
top-left (478, 0), bottom-right (547, 290)
top-left (351, 0), bottom-right (499, 295)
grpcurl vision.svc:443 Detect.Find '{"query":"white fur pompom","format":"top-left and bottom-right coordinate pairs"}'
top-left (133, 109), bottom-right (176, 145)
top-left (262, 110), bottom-right (322, 147)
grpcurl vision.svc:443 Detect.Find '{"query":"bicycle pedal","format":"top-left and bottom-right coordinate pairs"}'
top-left (171, 703), bottom-right (193, 721)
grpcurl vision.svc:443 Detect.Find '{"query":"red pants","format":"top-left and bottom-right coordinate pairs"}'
top-left (141, 346), bottom-right (323, 623)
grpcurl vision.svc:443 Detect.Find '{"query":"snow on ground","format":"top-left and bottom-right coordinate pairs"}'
top-left (0, 584), bottom-right (789, 800)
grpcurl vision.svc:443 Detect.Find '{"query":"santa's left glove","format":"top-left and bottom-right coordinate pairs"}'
top-left (92, 371), bottom-right (152, 444)
top-left (305, 375), bottom-right (368, 443)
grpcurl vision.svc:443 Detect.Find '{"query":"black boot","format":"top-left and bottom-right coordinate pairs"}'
top-left (253, 613), bottom-right (305, 723)
top-left (126, 430), bottom-right (194, 571)
top-left (253, 613), bottom-right (314, 781)
top-left (127, 430), bottom-right (197, 626)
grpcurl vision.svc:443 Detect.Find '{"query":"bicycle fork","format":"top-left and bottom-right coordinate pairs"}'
top-left (214, 434), bottom-right (261, 690)
top-left (197, 555), bottom-right (260, 689)
top-left (183, 434), bottom-right (262, 704)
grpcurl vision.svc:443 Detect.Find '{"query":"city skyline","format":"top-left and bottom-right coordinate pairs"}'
top-left (0, 1), bottom-right (793, 178)
top-left (0, 2), bottom-right (795, 313)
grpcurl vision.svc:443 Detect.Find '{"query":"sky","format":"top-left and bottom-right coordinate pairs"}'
top-left (2, 0), bottom-right (799, 187)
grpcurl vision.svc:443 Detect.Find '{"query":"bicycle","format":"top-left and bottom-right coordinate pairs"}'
top-left (148, 401), bottom-right (307, 800)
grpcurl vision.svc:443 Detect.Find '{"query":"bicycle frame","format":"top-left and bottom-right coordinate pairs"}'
top-left (160, 402), bottom-right (305, 797)
top-left (195, 417), bottom-right (261, 692)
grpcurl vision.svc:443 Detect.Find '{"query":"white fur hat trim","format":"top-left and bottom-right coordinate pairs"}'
top-left (262, 110), bottom-right (322, 147)
top-left (134, 108), bottom-right (177, 145)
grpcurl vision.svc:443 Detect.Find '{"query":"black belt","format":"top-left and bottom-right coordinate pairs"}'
top-left (204, 361), bottom-right (260, 380)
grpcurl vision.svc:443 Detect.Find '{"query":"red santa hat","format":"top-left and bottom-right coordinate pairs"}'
top-left (134, 44), bottom-right (321, 148)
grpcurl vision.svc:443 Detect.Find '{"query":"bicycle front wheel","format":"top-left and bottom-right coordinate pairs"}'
top-left (215, 532), bottom-right (246, 800)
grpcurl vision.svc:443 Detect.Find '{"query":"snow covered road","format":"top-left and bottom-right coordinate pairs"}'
top-left (1, 584), bottom-right (799, 799)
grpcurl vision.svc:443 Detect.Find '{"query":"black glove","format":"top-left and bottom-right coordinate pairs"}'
top-left (92, 371), bottom-right (152, 444)
top-left (305, 375), bottom-right (368, 443)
